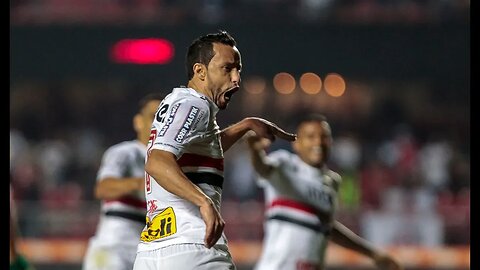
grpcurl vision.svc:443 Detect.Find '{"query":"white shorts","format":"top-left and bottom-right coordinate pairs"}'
top-left (133, 243), bottom-right (236, 270)
top-left (254, 220), bottom-right (329, 270)
top-left (82, 239), bottom-right (137, 270)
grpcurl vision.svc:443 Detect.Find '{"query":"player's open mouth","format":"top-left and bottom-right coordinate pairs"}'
top-left (224, 86), bottom-right (239, 101)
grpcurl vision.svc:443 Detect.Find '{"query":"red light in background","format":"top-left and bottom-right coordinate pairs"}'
top-left (111, 38), bottom-right (175, 64)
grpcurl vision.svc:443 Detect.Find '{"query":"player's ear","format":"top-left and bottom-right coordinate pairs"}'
top-left (133, 114), bottom-right (142, 133)
top-left (193, 63), bottom-right (206, 80)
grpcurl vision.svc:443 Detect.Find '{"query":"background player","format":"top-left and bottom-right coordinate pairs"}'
top-left (246, 113), bottom-right (403, 270)
top-left (10, 184), bottom-right (36, 270)
top-left (82, 93), bottom-right (163, 270)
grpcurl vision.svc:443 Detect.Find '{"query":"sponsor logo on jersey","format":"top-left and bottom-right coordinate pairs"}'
top-left (140, 207), bottom-right (177, 242)
top-left (158, 103), bottom-right (181, 137)
top-left (147, 199), bottom-right (158, 215)
top-left (145, 173), bottom-right (152, 194)
top-left (147, 129), bottom-right (157, 151)
top-left (175, 106), bottom-right (199, 143)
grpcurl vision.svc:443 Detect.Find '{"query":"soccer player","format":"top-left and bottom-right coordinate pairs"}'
top-left (82, 93), bottom-right (164, 270)
top-left (246, 114), bottom-right (403, 270)
top-left (132, 30), bottom-right (296, 270)
top-left (10, 185), bottom-right (35, 270)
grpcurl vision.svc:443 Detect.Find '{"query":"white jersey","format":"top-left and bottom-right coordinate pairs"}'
top-left (83, 140), bottom-right (148, 270)
top-left (138, 87), bottom-right (226, 252)
top-left (92, 140), bottom-right (147, 246)
top-left (255, 149), bottom-right (341, 270)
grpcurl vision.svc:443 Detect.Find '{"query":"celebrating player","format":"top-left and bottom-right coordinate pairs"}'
top-left (246, 113), bottom-right (403, 270)
top-left (133, 30), bottom-right (296, 270)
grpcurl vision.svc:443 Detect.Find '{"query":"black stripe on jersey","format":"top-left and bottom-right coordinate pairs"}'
top-left (185, 172), bottom-right (224, 189)
top-left (267, 214), bottom-right (331, 235)
top-left (104, 210), bottom-right (145, 223)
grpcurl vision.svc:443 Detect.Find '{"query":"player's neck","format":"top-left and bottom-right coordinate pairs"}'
top-left (187, 80), bottom-right (212, 100)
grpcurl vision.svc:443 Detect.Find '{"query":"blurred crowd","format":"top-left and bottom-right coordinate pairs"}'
top-left (10, 77), bottom-right (470, 247)
top-left (10, 0), bottom-right (469, 26)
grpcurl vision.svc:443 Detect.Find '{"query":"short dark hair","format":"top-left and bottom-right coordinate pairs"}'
top-left (185, 30), bottom-right (237, 80)
top-left (138, 93), bottom-right (164, 112)
top-left (297, 113), bottom-right (328, 128)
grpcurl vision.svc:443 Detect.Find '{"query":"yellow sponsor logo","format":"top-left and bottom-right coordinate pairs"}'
top-left (140, 207), bottom-right (177, 242)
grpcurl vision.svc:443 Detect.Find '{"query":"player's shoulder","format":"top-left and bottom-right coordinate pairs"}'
top-left (169, 87), bottom-right (211, 109)
top-left (268, 149), bottom-right (294, 162)
top-left (104, 140), bottom-right (139, 155)
top-left (324, 168), bottom-right (342, 183)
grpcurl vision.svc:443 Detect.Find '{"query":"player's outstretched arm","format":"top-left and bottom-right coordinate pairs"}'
top-left (330, 221), bottom-right (403, 270)
top-left (245, 134), bottom-right (275, 178)
top-left (220, 117), bottom-right (296, 152)
top-left (145, 149), bottom-right (224, 248)
top-left (95, 177), bottom-right (144, 200)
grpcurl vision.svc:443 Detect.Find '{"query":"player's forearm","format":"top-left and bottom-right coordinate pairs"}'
top-left (330, 220), bottom-right (378, 259)
top-left (220, 118), bottom-right (253, 152)
top-left (247, 146), bottom-right (272, 178)
top-left (95, 178), bottom-right (143, 200)
top-left (145, 150), bottom-right (212, 207)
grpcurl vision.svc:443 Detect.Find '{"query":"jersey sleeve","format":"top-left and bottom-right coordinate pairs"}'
top-left (96, 145), bottom-right (130, 181)
top-left (150, 96), bottom-right (210, 158)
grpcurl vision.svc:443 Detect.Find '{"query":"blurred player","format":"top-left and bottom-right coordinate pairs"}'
top-left (10, 185), bottom-right (35, 270)
top-left (82, 93), bottom-right (163, 270)
top-left (246, 114), bottom-right (403, 270)
top-left (133, 30), bottom-right (296, 270)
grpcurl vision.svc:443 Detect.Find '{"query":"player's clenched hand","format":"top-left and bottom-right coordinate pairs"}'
top-left (199, 198), bottom-right (225, 248)
top-left (245, 132), bottom-right (272, 151)
top-left (245, 117), bottom-right (296, 142)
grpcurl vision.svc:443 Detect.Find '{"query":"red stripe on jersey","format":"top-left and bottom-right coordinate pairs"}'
top-left (268, 198), bottom-right (318, 215)
top-left (105, 196), bottom-right (147, 209)
top-left (177, 153), bottom-right (224, 171)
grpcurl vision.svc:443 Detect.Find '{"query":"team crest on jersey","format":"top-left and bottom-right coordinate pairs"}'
top-left (175, 106), bottom-right (199, 143)
top-left (140, 207), bottom-right (177, 242)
